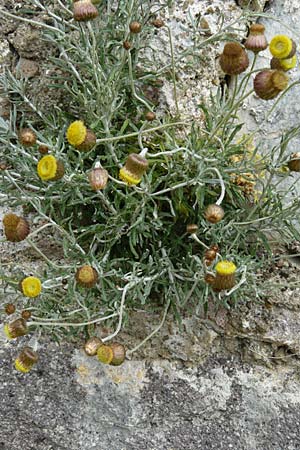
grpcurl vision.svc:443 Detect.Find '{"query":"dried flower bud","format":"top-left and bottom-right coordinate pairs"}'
top-left (37, 155), bottom-right (65, 181)
top-left (15, 347), bottom-right (38, 373)
top-left (145, 111), bottom-right (156, 121)
top-left (254, 69), bottom-right (288, 100)
top-left (119, 153), bottom-right (149, 185)
top-left (204, 204), bottom-right (225, 224)
top-left (18, 128), bottom-right (37, 147)
top-left (288, 152), bottom-right (300, 172)
top-left (73, 0), bottom-right (99, 21)
top-left (213, 260), bottom-right (237, 291)
top-left (270, 55), bottom-right (297, 72)
top-left (75, 265), bottom-right (98, 288)
top-left (204, 274), bottom-right (216, 285)
top-left (76, 129), bottom-right (96, 152)
top-left (186, 224), bottom-right (198, 234)
top-left (88, 167), bottom-right (108, 190)
top-left (21, 310), bottom-right (32, 320)
top-left (97, 344), bottom-right (114, 364)
top-left (244, 23), bottom-right (268, 53)
top-left (110, 342), bottom-right (126, 366)
top-left (129, 21), bottom-right (142, 33)
top-left (269, 35), bottom-right (296, 59)
top-left (84, 336), bottom-right (103, 356)
top-left (219, 42), bottom-right (249, 75)
top-left (152, 18), bottom-right (165, 28)
top-left (38, 144), bottom-right (49, 155)
top-left (204, 248), bottom-right (217, 261)
top-left (123, 40), bottom-right (132, 50)
top-left (3, 213), bottom-right (30, 242)
top-left (5, 303), bottom-right (16, 315)
top-left (4, 318), bottom-right (28, 339)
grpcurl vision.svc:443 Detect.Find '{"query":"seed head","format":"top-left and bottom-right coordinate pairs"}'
top-left (288, 152), bottom-right (300, 172)
top-left (18, 128), bottom-right (37, 147)
top-left (129, 21), bottom-right (142, 33)
top-left (152, 18), bottom-right (165, 28)
top-left (219, 42), bottom-right (249, 75)
top-left (73, 0), bottom-right (99, 21)
top-left (3, 213), bottom-right (30, 242)
top-left (204, 204), bottom-right (225, 224)
top-left (15, 347), bottom-right (38, 373)
top-left (75, 265), bottom-right (98, 288)
top-left (5, 303), bottom-right (16, 315)
top-left (145, 111), bottom-right (156, 121)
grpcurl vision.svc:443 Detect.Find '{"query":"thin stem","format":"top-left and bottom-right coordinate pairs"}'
top-left (166, 25), bottom-right (180, 116)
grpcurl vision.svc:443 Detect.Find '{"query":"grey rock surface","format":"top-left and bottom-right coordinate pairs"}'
top-left (1, 342), bottom-right (300, 450)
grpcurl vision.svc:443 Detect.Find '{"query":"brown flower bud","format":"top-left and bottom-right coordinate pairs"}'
top-left (97, 344), bottom-right (114, 364)
top-left (204, 249), bottom-right (217, 261)
top-left (3, 213), bottom-right (30, 242)
top-left (145, 111), bottom-right (156, 121)
top-left (5, 303), bottom-right (16, 315)
top-left (129, 21), bottom-right (142, 33)
top-left (76, 129), bottom-right (96, 152)
top-left (18, 128), bottom-right (37, 147)
top-left (123, 40), bottom-right (132, 50)
top-left (152, 18), bottom-right (165, 28)
top-left (110, 342), bottom-right (126, 366)
top-left (15, 347), bottom-right (38, 373)
top-left (21, 310), bottom-right (32, 320)
top-left (4, 318), bottom-right (28, 339)
top-left (204, 274), bottom-right (216, 284)
top-left (254, 70), bottom-right (288, 100)
top-left (288, 152), bottom-right (300, 172)
top-left (244, 24), bottom-right (268, 53)
top-left (186, 224), bottom-right (198, 234)
top-left (84, 336), bottom-right (103, 356)
top-left (73, 0), bottom-right (99, 21)
top-left (88, 167), bottom-right (108, 190)
top-left (204, 204), bottom-right (225, 224)
top-left (38, 144), bottom-right (49, 155)
top-left (75, 265), bottom-right (98, 288)
top-left (219, 42), bottom-right (249, 75)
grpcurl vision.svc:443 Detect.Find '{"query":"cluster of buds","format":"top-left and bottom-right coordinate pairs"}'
top-left (84, 337), bottom-right (126, 366)
top-left (73, 0), bottom-right (99, 21)
top-left (204, 244), bottom-right (219, 266)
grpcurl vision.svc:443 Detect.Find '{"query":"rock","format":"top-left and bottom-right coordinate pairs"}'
top-left (15, 58), bottom-right (39, 79)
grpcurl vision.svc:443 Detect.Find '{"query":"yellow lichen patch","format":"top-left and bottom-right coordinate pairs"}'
top-left (215, 260), bottom-right (237, 276)
top-left (269, 35), bottom-right (292, 59)
top-left (21, 276), bottom-right (42, 298)
top-left (37, 155), bottom-right (58, 181)
top-left (119, 167), bottom-right (141, 185)
top-left (66, 120), bottom-right (87, 146)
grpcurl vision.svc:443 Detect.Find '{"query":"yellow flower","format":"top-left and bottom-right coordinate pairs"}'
top-left (215, 260), bottom-right (237, 276)
top-left (279, 55), bottom-right (297, 71)
top-left (119, 167), bottom-right (141, 185)
top-left (269, 35), bottom-right (292, 59)
top-left (37, 155), bottom-right (57, 180)
top-left (66, 120), bottom-right (87, 146)
top-left (21, 276), bottom-right (42, 298)
top-left (15, 359), bottom-right (31, 373)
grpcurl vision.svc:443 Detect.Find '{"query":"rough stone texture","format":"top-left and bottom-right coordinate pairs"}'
top-left (1, 342), bottom-right (300, 450)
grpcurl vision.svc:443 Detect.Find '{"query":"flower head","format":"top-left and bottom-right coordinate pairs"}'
top-left (4, 318), bottom-right (28, 339)
top-left (20, 276), bottom-right (42, 298)
top-left (76, 265), bottom-right (98, 288)
top-left (3, 213), bottom-right (30, 242)
top-left (270, 55), bottom-right (297, 72)
top-left (37, 155), bottom-right (65, 181)
top-left (244, 24), bottom-right (268, 53)
top-left (219, 42), bottom-right (249, 75)
top-left (15, 347), bottom-right (38, 373)
top-left (73, 0), bottom-right (99, 21)
top-left (215, 260), bottom-right (237, 276)
top-left (97, 344), bottom-right (114, 364)
top-left (66, 120), bottom-right (87, 147)
top-left (213, 260), bottom-right (237, 291)
top-left (119, 153), bottom-right (148, 185)
top-left (254, 69), bottom-right (288, 100)
top-left (269, 35), bottom-right (295, 59)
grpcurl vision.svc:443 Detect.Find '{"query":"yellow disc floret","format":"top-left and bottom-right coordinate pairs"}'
top-left (21, 276), bottom-right (42, 298)
top-left (279, 55), bottom-right (297, 71)
top-left (66, 120), bottom-right (87, 146)
top-left (269, 35), bottom-right (292, 59)
top-left (15, 359), bottom-right (31, 373)
top-left (37, 155), bottom-right (58, 181)
top-left (119, 167), bottom-right (141, 185)
top-left (215, 260), bottom-right (237, 276)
